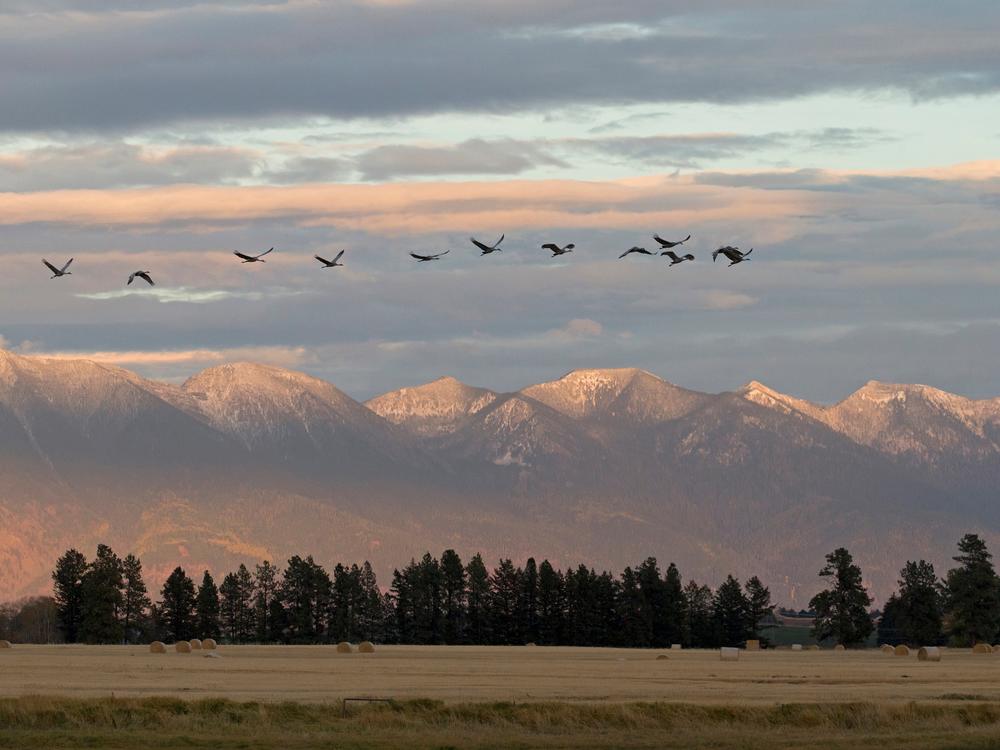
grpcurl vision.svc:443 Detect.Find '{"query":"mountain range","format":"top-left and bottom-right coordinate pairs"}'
top-left (2, 348), bottom-right (999, 604)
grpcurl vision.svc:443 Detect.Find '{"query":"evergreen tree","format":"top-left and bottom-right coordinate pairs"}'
top-left (519, 557), bottom-right (540, 644)
top-left (662, 563), bottom-right (687, 646)
top-left (809, 548), bottom-right (873, 647)
top-left (440, 549), bottom-right (467, 644)
top-left (51, 549), bottom-right (88, 643)
top-left (592, 570), bottom-right (619, 647)
top-left (894, 560), bottom-right (943, 646)
top-left (281, 556), bottom-right (330, 643)
top-left (390, 565), bottom-right (414, 643)
top-left (490, 558), bottom-right (521, 644)
top-left (253, 560), bottom-right (280, 643)
top-left (160, 567), bottom-right (197, 641)
top-left (79, 544), bottom-right (124, 644)
top-left (195, 570), bottom-right (221, 639)
top-left (414, 553), bottom-right (444, 644)
top-left (465, 553), bottom-right (492, 645)
top-left (357, 561), bottom-right (382, 641)
top-left (683, 580), bottom-right (716, 648)
top-left (121, 554), bottom-right (150, 643)
top-left (330, 563), bottom-right (364, 641)
top-left (617, 566), bottom-right (646, 647)
top-left (945, 534), bottom-right (1000, 646)
top-left (219, 573), bottom-right (240, 642)
top-left (714, 575), bottom-right (749, 647)
top-left (877, 594), bottom-right (902, 645)
top-left (744, 576), bottom-right (774, 641)
top-left (537, 560), bottom-right (564, 645)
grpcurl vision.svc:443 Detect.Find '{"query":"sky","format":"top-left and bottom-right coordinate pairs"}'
top-left (1, 0), bottom-right (999, 402)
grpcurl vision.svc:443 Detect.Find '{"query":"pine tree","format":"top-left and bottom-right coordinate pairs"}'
top-left (744, 576), bottom-right (774, 641)
top-left (440, 549), bottom-right (466, 644)
top-left (79, 544), bottom-right (124, 644)
top-left (945, 534), bottom-right (1000, 646)
top-left (490, 559), bottom-right (521, 644)
top-left (809, 548), bottom-right (873, 647)
top-left (413, 553), bottom-right (444, 644)
top-left (195, 571), bottom-right (221, 640)
top-left (357, 561), bottom-right (382, 641)
top-left (519, 558), bottom-right (540, 644)
top-left (618, 566), bottom-right (646, 647)
top-left (662, 563), bottom-right (687, 646)
top-left (894, 560), bottom-right (943, 646)
top-left (683, 580), bottom-right (716, 648)
top-left (253, 560), bottom-right (280, 643)
top-left (465, 553), bottom-right (492, 645)
top-left (121, 554), bottom-right (150, 643)
top-left (714, 575), bottom-right (749, 647)
top-left (877, 594), bottom-right (902, 645)
top-left (51, 549), bottom-right (88, 643)
top-left (160, 567), bottom-right (197, 642)
top-left (330, 563), bottom-right (364, 642)
top-left (281, 556), bottom-right (330, 643)
top-left (537, 560), bottom-right (563, 645)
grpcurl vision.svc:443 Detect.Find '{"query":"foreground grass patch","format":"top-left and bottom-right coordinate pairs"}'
top-left (3, 696), bottom-right (1000, 749)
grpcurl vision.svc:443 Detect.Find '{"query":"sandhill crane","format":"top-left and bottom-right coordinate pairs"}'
top-left (661, 251), bottom-right (695, 266)
top-left (471, 235), bottom-right (504, 255)
top-left (712, 246), bottom-right (753, 266)
top-left (315, 250), bottom-right (345, 268)
top-left (43, 258), bottom-right (73, 278)
top-left (410, 251), bottom-right (450, 262)
top-left (127, 271), bottom-right (154, 286)
top-left (542, 243), bottom-right (575, 257)
top-left (234, 247), bottom-right (273, 263)
top-left (653, 234), bottom-right (691, 249)
top-left (619, 246), bottom-right (655, 259)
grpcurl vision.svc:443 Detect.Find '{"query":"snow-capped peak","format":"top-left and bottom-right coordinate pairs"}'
top-left (365, 376), bottom-right (497, 437)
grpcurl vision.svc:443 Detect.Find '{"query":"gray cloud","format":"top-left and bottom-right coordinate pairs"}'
top-left (356, 139), bottom-right (568, 181)
top-left (0, 2), bottom-right (996, 132)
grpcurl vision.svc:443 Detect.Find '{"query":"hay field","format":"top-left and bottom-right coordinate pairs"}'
top-left (4, 645), bottom-right (1000, 749)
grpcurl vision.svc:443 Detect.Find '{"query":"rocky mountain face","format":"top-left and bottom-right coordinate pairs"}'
top-left (2, 348), bottom-right (998, 605)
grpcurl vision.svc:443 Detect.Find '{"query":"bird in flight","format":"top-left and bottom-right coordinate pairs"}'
top-left (234, 248), bottom-right (273, 263)
top-left (127, 271), bottom-right (155, 286)
top-left (712, 246), bottom-right (753, 266)
top-left (619, 246), bottom-right (655, 259)
top-left (653, 234), bottom-right (691, 249)
top-left (315, 251), bottom-right (345, 268)
top-left (43, 258), bottom-right (73, 278)
top-left (471, 235), bottom-right (504, 255)
top-left (661, 251), bottom-right (695, 266)
top-left (410, 251), bottom-right (450, 262)
top-left (542, 243), bottom-right (575, 257)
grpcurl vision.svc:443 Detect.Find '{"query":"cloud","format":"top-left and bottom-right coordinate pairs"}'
top-left (355, 139), bottom-right (568, 181)
top-left (76, 286), bottom-right (306, 304)
top-left (0, 2), bottom-right (997, 132)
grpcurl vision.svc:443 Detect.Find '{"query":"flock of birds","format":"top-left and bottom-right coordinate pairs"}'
top-left (41, 233), bottom-right (753, 286)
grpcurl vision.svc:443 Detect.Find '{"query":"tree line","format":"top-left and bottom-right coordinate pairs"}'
top-left (22, 532), bottom-right (1000, 648)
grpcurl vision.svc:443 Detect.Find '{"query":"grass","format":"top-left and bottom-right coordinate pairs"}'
top-left (4, 696), bottom-right (1000, 749)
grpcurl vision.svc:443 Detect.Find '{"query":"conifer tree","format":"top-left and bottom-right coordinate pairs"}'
top-left (253, 560), bottom-right (280, 643)
top-left (52, 549), bottom-right (88, 643)
top-left (945, 534), bottom-right (1000, 646)
top-left (465, 553), bottom-right (492, 645)
top-left (121, 554), bottom-right (150, 643)
top-left (714, 575), bottom-right (749, 647)
top-left (809, 548), bottom-right (873, 647)
top-left (195, 570), bottom-right (221, 640)
top-left (744, 576), bottom-right (774, 641)
top-left (160, 567), bottom-right (197, 641)
top-left (537, 559), bottom-right (563, 645)
top-left (80, 544), bottom-right (124, 644)
top-left (894, 560), bottom-right (942, 646)
top-left (440, 549), bottom-right (466, 644)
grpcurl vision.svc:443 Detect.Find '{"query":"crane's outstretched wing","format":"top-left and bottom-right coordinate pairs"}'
top-left (662, 251), bottom-right (681, 261)
top-left (314, 255), bottom-right (331, 265)
top-left (137, 272), bottom-right (154, 286)
top-left (257, 247), bottom-right (274, 258)
top-left (410, 253), bottom-right (430, 261)
top-left (470, 237), bottom-right (492, 252)
top-left (333, 250), bottom-right (345, 263)
top-left (234, 252), bottom-right (256, 261)
top-left (61, 258), bottom-right (74, 272)
top-left (541, 244), bottom-right (559, 252)
top-left (42, 259), bottom-right (60, 275)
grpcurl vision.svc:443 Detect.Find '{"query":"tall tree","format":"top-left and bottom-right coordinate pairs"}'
top-left (160, 567), bottom-right (197, 641)
top-left (662, 563), bottom-right (687, 646)
top-left (490, 559), bottom-right (521, 644)
top-left (440, 549), bottom-right (467, 644)
top-left (51, 549), bottom-right (88, 643)
top-left (683, 580), bottom-right (716, 648)
top-left (945, 534), bottom-right (1000, 646)
top-left (894, 560), bottom-right (943, 646)
top-left (357, 561), bottom-right (382, 641)
top-left (744, 576), bottom-right (774, 641)
top-left (281, 556), bottom-right (330, 643)
top-left (809, 548), bottom-right (873, 647)
top-left (80, 544), bottom-right (124, 644)
top-left (536, 560), bottom-right (563, 645)
top-left (714, 575), bottom-right (749, 647)
top-left (465, 554), bottom-right (492, 645)
top-left (518, 558), bottom-right (540, 644)
top-left (121, 554), bottom-right (150, 643)
top-left (254, 560), bottom-right (280, 643)
top-left (196, 570), bottom-right (221, 639)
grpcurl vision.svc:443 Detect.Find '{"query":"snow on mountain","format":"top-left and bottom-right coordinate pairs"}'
top-left (365, 376), bottom-right (497, 437)
top-left (520, 368), bottom-right (709, 423)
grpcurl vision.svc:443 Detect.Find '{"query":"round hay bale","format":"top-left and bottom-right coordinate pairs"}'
top-left (918, 647), bottom-right (941, 662)
top-left (894, 644), bottom-right (910, 656)
top-left (720, 647), bottom-right (739, 661)
top-left (358, 641), bottom-right (375, 653)
top-left (149, 641), bottom-right (167, 654)
top-left (745, 639), bottom-right (760, 651)
top-left (525, 642), bottom-right (537, 647)
top-left (175, 641), bottom-right (192, 654)
top-left (336, 641), bottom-right (354, 653)
top-left (656, 654), bottom-right (670, 661)
top-left (0, 640), bottom-right (11, 649)
top-left (202, 638), bottom-right (217, 650)
top-left (670, 643), bottom-right (682, 651)
top-left (805, 645), bottom-right (821, 651)
top-left (189, 638), bottom-right (202, 650)
top-left (881, 644), bottom-right (895, 655)
top-left (791, 644), bottom-right (803, 651)
top-left (973, 643), bottom-right (993, 654)
top-left (834, 644), bottom-right (846, 652)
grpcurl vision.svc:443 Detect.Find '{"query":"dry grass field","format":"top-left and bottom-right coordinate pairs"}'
top-left (3, 645), bottom-right (1000, 748)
